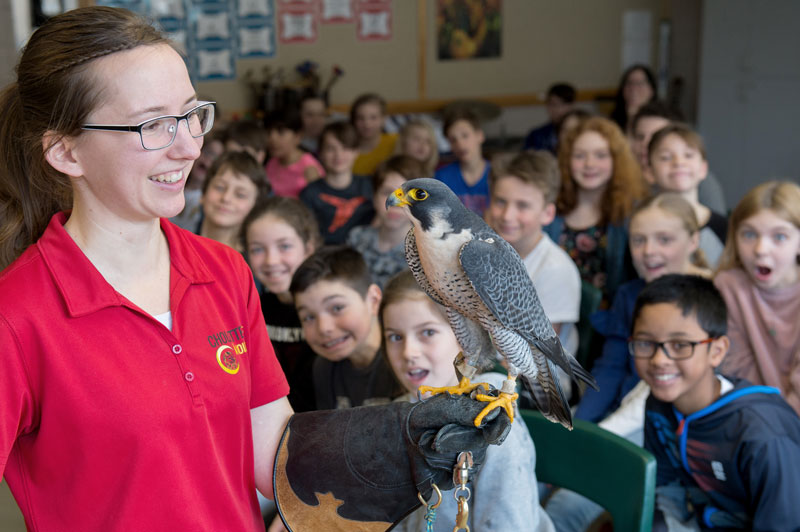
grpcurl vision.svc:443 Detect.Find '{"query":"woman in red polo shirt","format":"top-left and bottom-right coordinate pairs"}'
top-left (0, 8), bottom-right (509, 531)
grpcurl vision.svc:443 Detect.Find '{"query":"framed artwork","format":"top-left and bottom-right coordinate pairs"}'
top-left (436, 0), bottom-right (501, 60)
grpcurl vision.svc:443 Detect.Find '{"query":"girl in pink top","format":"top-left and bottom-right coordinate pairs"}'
top-left (714, 181), bottom-right (800, 414)
top-left (265, 108), bottom-right (324, 198)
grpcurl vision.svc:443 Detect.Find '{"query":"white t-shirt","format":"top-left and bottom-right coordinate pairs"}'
top-left (522, 234), bottom-right (581, 356)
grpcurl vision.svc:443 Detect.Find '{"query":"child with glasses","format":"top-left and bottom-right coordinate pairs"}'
top-left (545, 195), bottom-right (710, 532)
top-left (575, 193), bottom-right (710, 425)
top-left (633, 274), bottom-right (800, 530)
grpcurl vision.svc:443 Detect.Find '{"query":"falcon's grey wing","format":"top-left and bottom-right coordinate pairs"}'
top-left (458, 233), bottom-right (578, 379)
top-left (404, 228), bottom-right (448, 307)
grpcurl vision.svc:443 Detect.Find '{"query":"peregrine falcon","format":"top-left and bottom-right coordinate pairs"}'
top-left (386, 178), bottom-right (597, 429)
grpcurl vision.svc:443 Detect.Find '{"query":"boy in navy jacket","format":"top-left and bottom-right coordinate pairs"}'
top-left (631, 274), bottom-right (800, 530)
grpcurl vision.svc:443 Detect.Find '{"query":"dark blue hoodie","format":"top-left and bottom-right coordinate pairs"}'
top-left (644, 376), bottom-right (800, 530)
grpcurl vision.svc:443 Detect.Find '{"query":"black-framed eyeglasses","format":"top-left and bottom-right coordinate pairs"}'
top-left (81, 101), bottom-right (215, 151)
top-left (627, 337), bottom-right (716, 360)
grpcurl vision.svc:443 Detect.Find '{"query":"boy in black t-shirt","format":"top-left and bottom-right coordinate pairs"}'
top-left (290, 245), bottom-right (403, 409)
top-left (299, 121), bottom-right (374, 245)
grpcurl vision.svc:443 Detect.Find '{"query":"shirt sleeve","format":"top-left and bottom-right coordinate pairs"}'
top-left (598, 379), bottom-right (648, 445)
top-left (575, 289), bottom-right (634, 422)
top-left (303, 152), bottom-right (325, 177)
top-left (0, 315), bottom-right (37, 476)
top-left (643, 398), bottom-right (682, 487)
top-left (532, 246), bottom-right (580, 324)
top-left (744, 436), bottom-right (800, 530)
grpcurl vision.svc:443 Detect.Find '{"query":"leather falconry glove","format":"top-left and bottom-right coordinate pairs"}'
top-left (273, 390), bottom-right (511, 531)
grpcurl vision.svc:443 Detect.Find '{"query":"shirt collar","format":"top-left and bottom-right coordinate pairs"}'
top-left (38, 212), bottom-right (214, 317)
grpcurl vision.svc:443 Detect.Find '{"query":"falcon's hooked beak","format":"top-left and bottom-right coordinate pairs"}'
top-left (386, 188), bottom-right (411, 209)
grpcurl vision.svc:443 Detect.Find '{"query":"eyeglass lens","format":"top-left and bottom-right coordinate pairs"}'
top-left (141, 104), bottom-right (214, 150)
top-left (628, 340), bottom-right (697, 360)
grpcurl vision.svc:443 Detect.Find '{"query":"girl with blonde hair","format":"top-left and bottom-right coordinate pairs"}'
top-left (714, 180), bottom-right (800, 415)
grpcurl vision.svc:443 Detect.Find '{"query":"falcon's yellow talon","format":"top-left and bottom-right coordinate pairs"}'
top-left (472, 392), bottom-right (519, 427)
top-left (418, 376), bottom-right (490, 398)
top-left (418, 376), bottom-right (517, 427)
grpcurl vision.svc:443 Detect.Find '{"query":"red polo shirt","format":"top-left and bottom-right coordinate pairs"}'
top-left (0, 213), bottom-right (289, 531)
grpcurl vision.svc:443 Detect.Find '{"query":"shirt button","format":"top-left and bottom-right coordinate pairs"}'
top-left (172, 344), bottom-right (182, 354)
top-left (184, 371), bottom-right (195, 382)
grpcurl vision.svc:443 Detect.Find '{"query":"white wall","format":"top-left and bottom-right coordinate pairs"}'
top-left (698, 0), bottom-right (800, 208)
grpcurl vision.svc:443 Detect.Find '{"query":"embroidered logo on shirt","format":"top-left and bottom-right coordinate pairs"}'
top-left (208, 326), bottom-right (247, 375)
top-left (318, 194), bottom-right (366, 233)
top-left (216, 345), bottom-right (241, 374)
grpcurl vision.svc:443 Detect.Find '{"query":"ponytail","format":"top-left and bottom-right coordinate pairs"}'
top-left (0, 84), bottom-right (72, 270)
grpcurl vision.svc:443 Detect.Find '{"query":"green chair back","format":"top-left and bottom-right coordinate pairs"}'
top-left (576, 280), bottom-right (603, 369)
top-left (521, 409), bottom-right (656, 532)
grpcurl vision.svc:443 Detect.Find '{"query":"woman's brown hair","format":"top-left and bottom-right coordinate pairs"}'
top-left (372, 155), bottom-right (425, 192)
top-left (556, 116), bottom-right (646, 226)
top-left (0, 7), bottom-right (169, 270)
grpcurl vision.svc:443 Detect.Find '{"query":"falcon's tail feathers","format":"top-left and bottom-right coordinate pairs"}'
top-left (568, 354), bottom-right (598, 391)
top-left (520, 359), bottom-right (573, 430)
top-left (533, 336), bottom-right (598, 392)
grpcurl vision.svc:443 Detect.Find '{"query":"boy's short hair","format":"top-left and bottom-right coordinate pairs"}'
top-left (489, 150), bottom-right (560, 204)
top-left (290, 245), bottom-right (372, 298)
top-left (264, 106), bottom-right (303, 133)
top-left (632, 274), bottom-right (727, 338)
top-left (630, 100), bottom-right (683, 134)
top-left (223, 120), bottom-right (267, 153)
top-left (319, 121), bottom-right (359, 150)
top-left (648, 122), bottom-right (707, 162)
top-left (373, 155), bottom-right (425, 192)
top-left (202, 150), bottom-right (271, 199)
top-left (547, 83), bottom-right (576, 104)
top-left (442, 107), bottom-right (482, 137)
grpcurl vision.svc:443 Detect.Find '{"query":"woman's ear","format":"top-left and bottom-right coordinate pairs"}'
top-left (43, 132), bottom-right (83, 178)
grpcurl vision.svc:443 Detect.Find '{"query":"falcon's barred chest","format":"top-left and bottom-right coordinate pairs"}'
top-left (412, 220), bottom-right (489, 318)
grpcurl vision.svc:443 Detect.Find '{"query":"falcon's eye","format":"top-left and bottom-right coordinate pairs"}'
top-left (409, 188), bottom-right (428, 201)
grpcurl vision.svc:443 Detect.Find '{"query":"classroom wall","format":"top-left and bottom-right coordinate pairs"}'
top-left (425, 0), bottom-right (662, 101)
top-left (697, 0), bottom-right (800, 207)
top-left (198, 0), bottom-right (665, 115)
top-left (0, 1), bottom-right (20, 88)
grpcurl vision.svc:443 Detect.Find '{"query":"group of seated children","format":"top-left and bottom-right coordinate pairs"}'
top-left (170, 81), bottom-right (800, 531)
